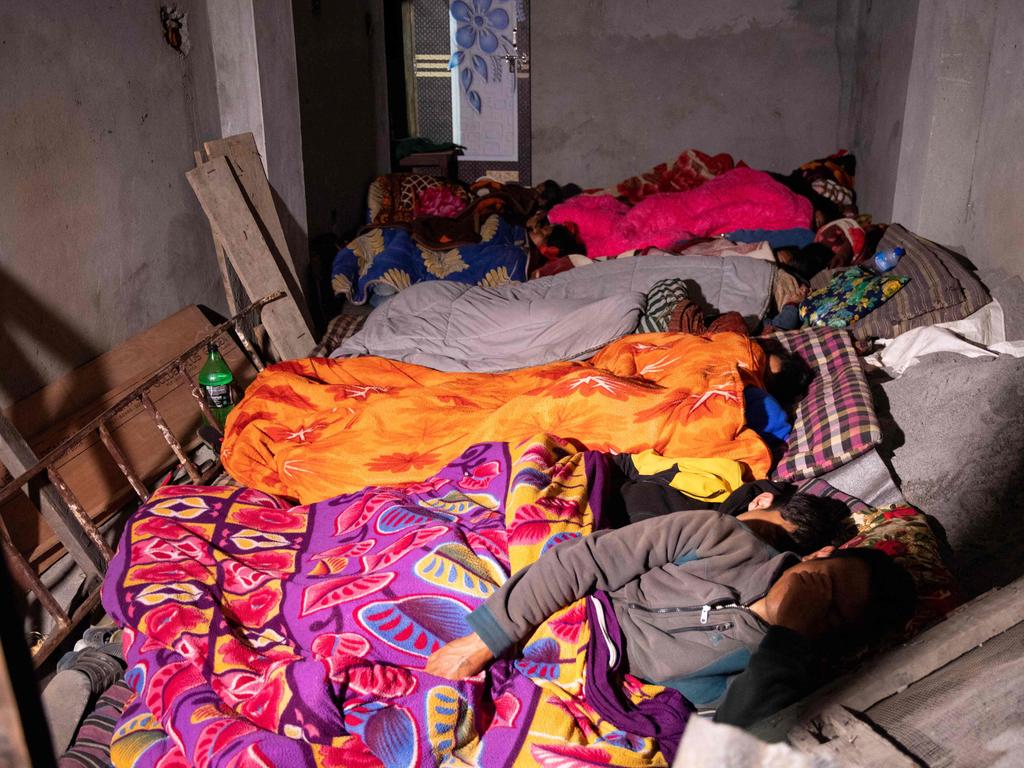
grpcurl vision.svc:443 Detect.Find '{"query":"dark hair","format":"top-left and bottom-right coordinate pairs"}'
top-left (753, 338), bottom-right (814, 410)
top-left (768, 171), bottom-right (843, 225)
top-left (779, 243), bottom-right (833, 281)
top-left (777, 493), bottom-right (855, 554)
top-left (827, 547), bottom-right (917, 635)
top-left (536, 179), bottom-right (583, 210)
top-left (545, 224), bottom-right (586, 257)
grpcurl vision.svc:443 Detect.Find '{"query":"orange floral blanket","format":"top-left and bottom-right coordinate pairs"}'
top-left (222, 332), bottom-right (771, 503)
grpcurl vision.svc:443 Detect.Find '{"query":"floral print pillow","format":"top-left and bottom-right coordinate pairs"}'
top-left (842, 505), bottom-right (961, 635)
top-left (800, 267), bottom-right (909, 329)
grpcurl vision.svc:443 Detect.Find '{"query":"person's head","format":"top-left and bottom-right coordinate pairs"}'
top-left (753, 337), bottom-right (814, 411)
top-left (740, 492), bottom-right (855, 555)
top-left (535, 179), bottom-right (583, 210)
top-left (762, 547), bottom-right (917, 642)
top-left (528, 212), bottom-right (585, 260)
top-left (775, 243), bottom-right (833, 281)
top-left (815, 219), bottom-right (866, 267)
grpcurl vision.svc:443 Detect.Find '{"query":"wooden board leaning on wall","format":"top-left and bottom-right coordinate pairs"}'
top-left (0, 305), bottom-right (256, 573)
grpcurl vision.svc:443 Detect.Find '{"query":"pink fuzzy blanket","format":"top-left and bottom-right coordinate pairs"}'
top-left (550, 168), bottom-right (812, 258)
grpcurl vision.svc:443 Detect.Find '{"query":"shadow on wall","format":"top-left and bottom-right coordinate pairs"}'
top-left (0, 265), bottom-right (107, 408)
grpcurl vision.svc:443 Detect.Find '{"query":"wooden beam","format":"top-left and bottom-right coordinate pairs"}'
top-left (0, 415), bottom-right (105, 579)
top-left (203, 133), bottom-right (311, 316)
top-left (187, 158), bottom-right (314, 360)
top-left (790, 706), bottom-right (919, 767)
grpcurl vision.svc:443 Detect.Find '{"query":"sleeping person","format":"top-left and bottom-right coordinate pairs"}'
top-left (426, 506), bottom-right (915, 727)
top-left (607, 458), bottom-right (856, 555)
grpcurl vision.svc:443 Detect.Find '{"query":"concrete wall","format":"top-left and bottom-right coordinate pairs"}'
top-left (839, 0), bottom-right (919, 220)
top-left (855, 0), bottom-right (1024, 279)
top-left (962, 0), bottom-right (1024, 278)
top-left (891, 0), bottom-right (996, 247)
top-left (0, 0), bottom-right (224, 408)
top-left (531, 0), bottom-right (846, 187)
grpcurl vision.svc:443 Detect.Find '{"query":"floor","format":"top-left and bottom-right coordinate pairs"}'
top-left (875, 269), bottom-right (1024, 597)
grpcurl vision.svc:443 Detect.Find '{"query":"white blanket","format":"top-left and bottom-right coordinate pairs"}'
top-left (864, 300), bottom-right (1024, 377)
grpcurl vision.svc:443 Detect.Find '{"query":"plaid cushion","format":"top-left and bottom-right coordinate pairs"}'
top-left (59, 680), bottom-right (133, 767)
top-left (769, 327), bottom-right (882, 480)
top-left (810, 223), bottom-right (991, 339)
top-left (311, 311), bottom-right (369, 357)
top-left (637, 278), bottom-right (689, 333)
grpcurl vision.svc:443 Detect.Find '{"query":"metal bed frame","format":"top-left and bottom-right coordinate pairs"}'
top-left (0, 293), bottom-right (282, 666)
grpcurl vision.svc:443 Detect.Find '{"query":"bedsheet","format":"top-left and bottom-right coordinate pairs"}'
top-left (222, 332), bottom-right (772, 504)
top-left (331, 254), bottom-right (775, 372)
top-left (331, 215), bottom-right (528, 305)
top-left (102, 436), bottom-right (687, 768)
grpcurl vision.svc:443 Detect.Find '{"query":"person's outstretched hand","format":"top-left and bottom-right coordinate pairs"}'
top-left (425, 633), bottom-right (494, 680)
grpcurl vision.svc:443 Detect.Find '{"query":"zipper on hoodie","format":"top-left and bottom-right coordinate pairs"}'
top-left (667, 622), bottom-right (733, 635)
top-left (626, 602), bottom-right (706, 615)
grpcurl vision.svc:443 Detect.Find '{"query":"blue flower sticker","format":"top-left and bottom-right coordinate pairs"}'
top-left (451, 0), bottom-right (509, 54)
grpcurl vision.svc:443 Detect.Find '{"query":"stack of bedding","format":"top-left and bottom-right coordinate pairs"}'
top-left (87, 149), bottom-right (997, 767)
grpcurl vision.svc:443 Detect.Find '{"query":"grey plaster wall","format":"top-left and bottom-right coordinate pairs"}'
top-left (0, 1), bottom-right (225, 408)
top-left (891, 0), bottom-right (996, 248)
top-left (293, 0), bottom-right (388, 241)
top-left (963, 0), bottom-right (1024, 278)
top-left (531, 0), bottom-right (845, 188)
top-left (840, 0), bottom-right (919, 221)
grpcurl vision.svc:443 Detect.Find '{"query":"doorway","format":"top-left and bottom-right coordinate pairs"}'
top-left (385, 0), bottom-right (531, 185)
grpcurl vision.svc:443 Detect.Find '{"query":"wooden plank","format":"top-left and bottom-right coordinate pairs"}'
top-left (187, 157), bottom-right (314, 360)
top-left (792, 706), bottom-right (918, 767)
top-left (203, 133), bottom-right (311, 316)
top-left (2, 306), bottom-right (221, 449)
top-left (753, 576), bottom-right (1024, 742)
top-left (0, 414), bottom-right (105, 579)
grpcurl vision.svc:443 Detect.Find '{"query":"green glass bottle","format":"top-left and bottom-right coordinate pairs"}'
top-left (198, 342), bottom-right (235, 430)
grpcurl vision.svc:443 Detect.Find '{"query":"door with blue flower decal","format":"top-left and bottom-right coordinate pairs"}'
top-left (399, 0), bottom-right (531, 184)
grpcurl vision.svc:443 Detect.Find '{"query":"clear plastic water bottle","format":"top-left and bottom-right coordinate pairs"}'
top-left (872, 246), bottom-right (905, 273)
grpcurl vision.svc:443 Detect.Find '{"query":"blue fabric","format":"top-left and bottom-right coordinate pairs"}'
top-left (331, 219), bottom-right (529, 304)
top-left (661, 647), bottom-right (753, 707)
top-left (725, 228), bottom-right (815, 249)
top-left (744, 387), bottom-right (792, 443)
top-left (770, 303), bottom-right (803, 330)
top-left (466, 604), bottom-right (515, 657)
top-left (673, 550), bottom-right (700, 566)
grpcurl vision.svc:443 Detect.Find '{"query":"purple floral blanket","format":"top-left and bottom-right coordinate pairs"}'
top-left (102, 436), bottom-right (687, 767)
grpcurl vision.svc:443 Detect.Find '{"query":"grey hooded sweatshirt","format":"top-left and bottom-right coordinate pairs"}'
top-left (466, 508), bottom-right (798, 708)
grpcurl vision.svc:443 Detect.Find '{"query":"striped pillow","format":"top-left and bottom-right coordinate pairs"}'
top-left (637, 278), bottom-right (689, 333)
top-left (810, 223), bottom-right (990, 339)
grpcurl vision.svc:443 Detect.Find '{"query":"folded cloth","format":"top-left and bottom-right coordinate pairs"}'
top-left (864, 299), bottom-right (1024, 376)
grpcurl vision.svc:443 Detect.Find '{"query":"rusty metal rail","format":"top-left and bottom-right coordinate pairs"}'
top-left (0, 293), bottom-right (282, 666)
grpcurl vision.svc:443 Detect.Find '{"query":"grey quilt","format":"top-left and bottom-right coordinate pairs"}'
top-left (331, 253), bottom-right (775, 371)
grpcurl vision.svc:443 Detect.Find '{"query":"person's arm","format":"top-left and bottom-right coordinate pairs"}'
top-left (712, 626), bottom-right (816, 728)
top-left (715, 566), bottom-right (833, 727)
top-left (467, 508), bottom-right (735, 657)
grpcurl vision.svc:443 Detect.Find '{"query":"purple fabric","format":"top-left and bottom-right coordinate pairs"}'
top-left (584, 593), bottom-right (692, 763)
